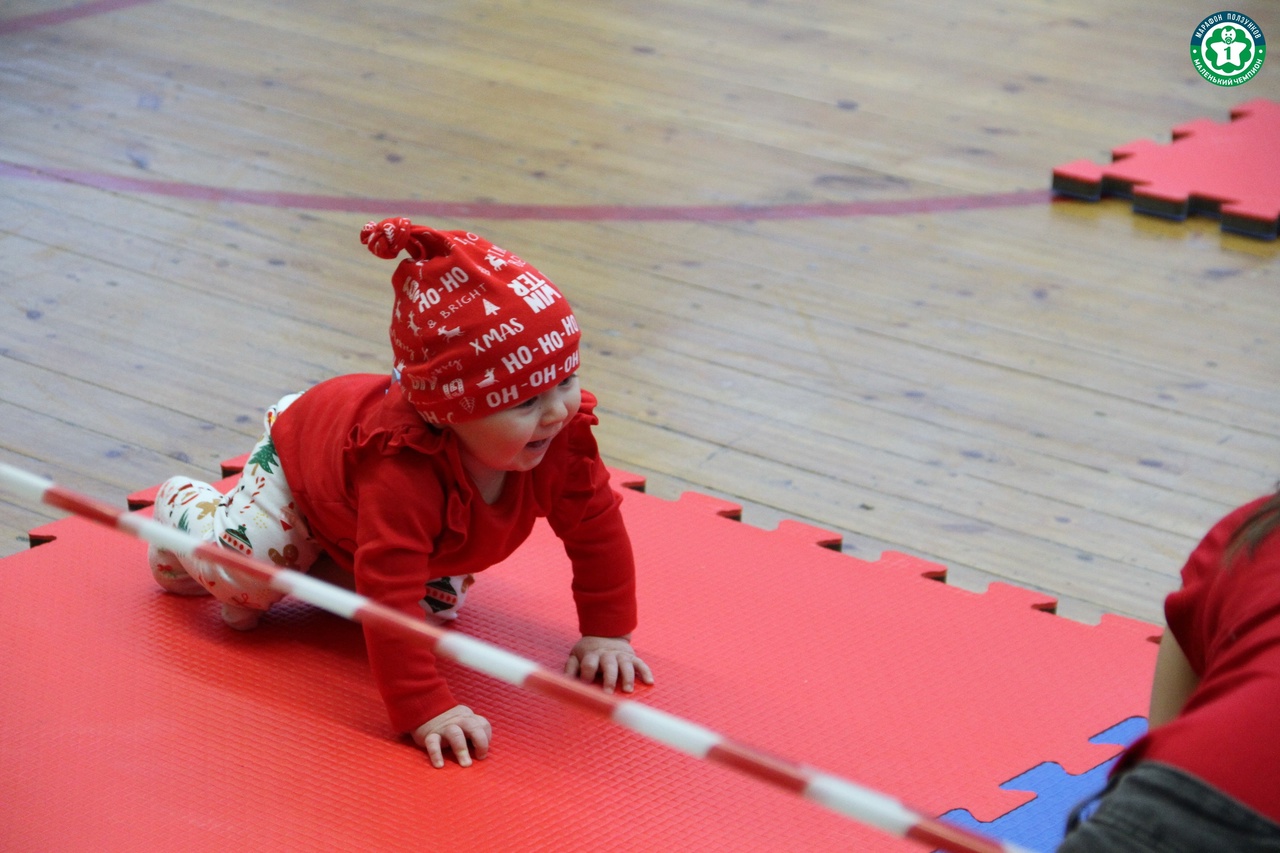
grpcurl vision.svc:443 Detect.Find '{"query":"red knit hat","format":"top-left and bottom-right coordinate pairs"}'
top-left (361, 217), bottom-right (581, 425)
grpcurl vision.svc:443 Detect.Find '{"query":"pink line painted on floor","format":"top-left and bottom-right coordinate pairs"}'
top-left (0, 0), bottom-right (160, 35)
top-left (0, 3), bottom-right (1052, 224)
top-left (0, 160), bottom-right (1052, 222)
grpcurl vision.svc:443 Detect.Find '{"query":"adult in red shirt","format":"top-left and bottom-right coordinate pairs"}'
top-left (1058, 492), bottom-right (1280, 851)
top-left (148, 219), bottom-right (651, 769)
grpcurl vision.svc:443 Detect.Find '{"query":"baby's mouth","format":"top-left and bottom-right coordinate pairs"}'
top-left (526, 437), bottom-right (552, 451)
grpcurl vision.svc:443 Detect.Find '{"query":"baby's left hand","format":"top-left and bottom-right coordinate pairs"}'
top-left (565, 635), bottom-right (655, 694)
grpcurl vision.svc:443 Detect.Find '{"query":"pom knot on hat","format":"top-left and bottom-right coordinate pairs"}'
top-left (361, 218), bottom-right (581, 425)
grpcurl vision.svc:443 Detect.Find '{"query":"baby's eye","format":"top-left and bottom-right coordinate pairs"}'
top-left (558, 375), bottom-right (577, 388)
top-left (515, 395), bottom-right (539, 409)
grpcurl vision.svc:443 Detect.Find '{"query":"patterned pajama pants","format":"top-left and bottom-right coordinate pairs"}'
top-left (148, 394), bottom-right (321, 612)
top-left (148, 393), bottom-right (472, 621)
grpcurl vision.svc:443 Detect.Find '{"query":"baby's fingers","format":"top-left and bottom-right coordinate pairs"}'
top-left (576, 651), bottom-right (602, 685)
top-left (633, 656), bottom-right (655, 686)
top-left (422, 733), bottom-right (446, 769)
top-left (465, 718), bottom-right (492, 761)
top-left (608, 655), bottom-right (654, 694)
top-left (442, 724), bottom-right (473, 767)
top-left (598, 654), bottom-right (621, 693)
top-left (613, 656), bottom-right (651, 693)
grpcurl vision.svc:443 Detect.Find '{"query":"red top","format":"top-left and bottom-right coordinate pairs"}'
top-left (1117, 496), bottom-right (1280, 820)
top-left (270, 373), bottom-right (637, 732)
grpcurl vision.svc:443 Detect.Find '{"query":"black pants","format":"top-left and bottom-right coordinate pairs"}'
top-left (1057, 762), bottom-right (1280, 853)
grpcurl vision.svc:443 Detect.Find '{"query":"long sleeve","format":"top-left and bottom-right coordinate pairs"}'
top-left (350, 452), bottom-right (459, 733)
top-left (546, 403), bottom-right (638, 639)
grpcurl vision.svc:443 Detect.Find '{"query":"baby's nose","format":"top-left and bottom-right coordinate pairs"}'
top-left (541, 395), bottom-right (571, 425)
top-left (538, 400), bottom-right (560, 424)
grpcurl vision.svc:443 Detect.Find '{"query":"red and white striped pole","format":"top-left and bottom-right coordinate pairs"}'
top-left (1, 463), bottom-right (1033, 853)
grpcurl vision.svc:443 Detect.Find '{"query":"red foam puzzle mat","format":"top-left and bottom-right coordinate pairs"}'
top-left (1052, 98), bottom-right (1280, 239)
top-left (1, 462), bottom-right (1159, 851)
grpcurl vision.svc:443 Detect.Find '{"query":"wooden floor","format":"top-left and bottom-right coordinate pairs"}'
top-left (1, 0), bottom-right (1277, 627)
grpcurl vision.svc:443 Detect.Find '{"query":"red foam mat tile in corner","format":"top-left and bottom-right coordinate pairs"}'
top-left (1051, 98), bottom-right (1280, 238)
top-left (0, 474), bottom-right (1158, 851)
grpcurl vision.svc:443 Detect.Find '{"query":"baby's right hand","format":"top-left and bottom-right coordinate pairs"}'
top-left (412, 705), bottom-right (492, 769)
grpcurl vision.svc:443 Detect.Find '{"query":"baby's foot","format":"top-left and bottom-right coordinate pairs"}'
top-left (221, 602), bottom-right (262, 631)
top-left (148, 546), bottom-right (209, 596)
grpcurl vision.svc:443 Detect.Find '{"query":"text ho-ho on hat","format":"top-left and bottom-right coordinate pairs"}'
top-left (361, 217), bottom-right (582, 425)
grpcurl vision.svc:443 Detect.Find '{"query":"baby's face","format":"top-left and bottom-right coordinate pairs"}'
top-left (450, 374), bottom-right (581, 475)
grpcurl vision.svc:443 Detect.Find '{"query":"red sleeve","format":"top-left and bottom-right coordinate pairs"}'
top-left (546, 402), bottom-right (638, 639)
top-left (1165, 497), bottom-right (1270, 676)
top-left (351, 451), bottom-right (459, 733)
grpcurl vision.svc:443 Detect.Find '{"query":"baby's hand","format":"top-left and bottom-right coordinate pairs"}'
top-left (565, 635), bottom-right (655, 694)
top-left (412, 705), bottom-right (492, 769)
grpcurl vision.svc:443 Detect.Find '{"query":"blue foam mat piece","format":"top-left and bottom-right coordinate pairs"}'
top-left (936, 717), bottom-right (1149, 852)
